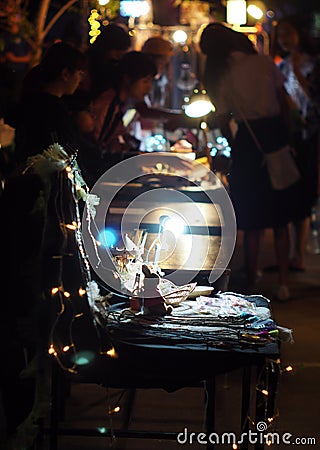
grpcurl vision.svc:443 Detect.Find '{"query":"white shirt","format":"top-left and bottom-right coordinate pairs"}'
top-left (215, 52), bottom-right (285, 122)
top-left (279, 53), bottom-right (314, 119)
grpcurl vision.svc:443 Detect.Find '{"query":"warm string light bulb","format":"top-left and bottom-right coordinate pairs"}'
top-left (108, 406), bottom-right (120, 415)
top-left (48, 345), bottom-right (55, 355)
top-left (63, 345), bottom-right (74, 352)
top-left (46, 150), bottom-right (94, 375)
top-left (65, 221), bottom-right (78, 230)
top-left (255, 386), bottom-right (269, 396)
top-left (88, 9), bottom-right (101, 44)
top-left (106, 347), bottom-right (118, 359)
top-left (74, 313), bottom-right (84, 318)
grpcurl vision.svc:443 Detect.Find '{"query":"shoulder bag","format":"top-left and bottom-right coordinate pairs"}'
top-left (238, 111), bottom-right (301, 190)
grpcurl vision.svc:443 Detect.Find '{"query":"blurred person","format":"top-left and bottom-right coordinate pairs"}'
top-left (8, 41), bottom-right (86, 165)
top-left (0, 41), bottom-right (86, 445)
top-left (136, 36), bottom-right (198, 138)
top-left (0, 15), bottom-right (32, 113)
top-left (141, 36), bottom-right (173, 108)
top-left (200, 23), bottom-right (300, 299)
top-left (76, 23), bottom-right (132, 106)
top-left (76, 51), bottom-right (157, 181)
top-left (275, 15), bottom-right (320, 271)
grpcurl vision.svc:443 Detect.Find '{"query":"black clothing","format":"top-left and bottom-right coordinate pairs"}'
top-left (228, 116), bottom-right (301, 230)
top-left (9, 92), bottom-right (80, 164)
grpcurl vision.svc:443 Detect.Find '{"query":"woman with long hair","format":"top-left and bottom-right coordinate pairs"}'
top-left (11, 41), bottom-right (86, 164)
top-left (200, 23), bottom-right (300, 299)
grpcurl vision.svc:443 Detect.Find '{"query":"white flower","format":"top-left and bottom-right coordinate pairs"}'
top-left (86, 194), bottom-right (100, 219)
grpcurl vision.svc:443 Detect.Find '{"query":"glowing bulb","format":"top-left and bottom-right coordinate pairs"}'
top-left (66, 223), bottom-right (77, 230)
top-left (108, 406), bottom-right (120, 414)
top-left (74, 313), bottom-right (84, 318)
top-left (285, 365), bottom-right (293, 372)
top-left (200, 121), bottom-right (207, 130)
top-left (63, 345), bottom-right (70, 352)
top-left (232, 445), bottom-right (238, 450)
top-left (106, 347), bottom-right (118, 358)
top-left (162, 217), bottom-right (186, 236)
top-left (51, 287), bottom-right (59, 295)
top-left (120, 1), bottom-right (150, 18)
top-left (48, 346), bottom-right (55, 355)
top-left (185, 98), bottom-right (215, 118)
top-left (78, 288), bottom-right (86, 296)
top-left (63, 291), bottom-right (71, 298)
top-left (261, 389), bottom-right (269, 396)
top-left (247, 4), bottom-right (264, 20)
top-left (266, 9), bottom-right (275, 19)
top-left (91, 22), bottom-right (101, 30)
top-left (173, 29), bottom-right (188, 44)
top-left (226, 0), bottom-right (247, 25)
top-left (98, 228), bottom-right (117, 248)
top-left (65, 166), bottom-right (72, 173)
top-left (98, 0), bottom-right (109, 5)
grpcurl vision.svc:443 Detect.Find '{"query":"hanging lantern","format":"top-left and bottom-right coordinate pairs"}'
top-left (226, 0), bottom-right (247, 26)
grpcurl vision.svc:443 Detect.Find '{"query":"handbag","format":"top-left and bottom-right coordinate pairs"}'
top-left (237, 110), bottom-right (301, 190)
top-left (264, 145), bottom-right (301, 190)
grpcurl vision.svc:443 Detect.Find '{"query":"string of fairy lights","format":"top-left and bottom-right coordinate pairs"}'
top-left (29, 144), bottom-right (297, 447)
top-left (43, 148), bottom-right (119, 375)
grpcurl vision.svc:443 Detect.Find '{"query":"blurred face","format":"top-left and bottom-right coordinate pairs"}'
top-left (277, 22), bottom-right (300, 53)
top-left (63, 68), bottom-right (84, 95)
top-left (128, 75), bottom-right (154, 102)
top-left (107, 48), bottom-right (128, 61)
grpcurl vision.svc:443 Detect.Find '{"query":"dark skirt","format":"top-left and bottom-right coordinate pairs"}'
top-left (292, 130), bottom-right (319, 219)
top-left (228, 116), bottom-right (301, 230)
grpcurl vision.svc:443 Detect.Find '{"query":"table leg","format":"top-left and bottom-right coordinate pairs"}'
top-left (255, 362), bottom-right (267, 450)
top-left (205, 377), bottom-right (215, 450)
top-left (49, 363), bottom-right (60, 450)
top-left (240, 366), bottom-right (251, 450)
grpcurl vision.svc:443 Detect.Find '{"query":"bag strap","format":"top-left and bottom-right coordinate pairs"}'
top-left (229, 78), bottom-right (266, 158)
top-left (237, 109), bottom-right (265, 156)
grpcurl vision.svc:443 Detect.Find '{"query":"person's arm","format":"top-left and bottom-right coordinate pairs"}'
top-left (136, 101), bottom-right (199, 131)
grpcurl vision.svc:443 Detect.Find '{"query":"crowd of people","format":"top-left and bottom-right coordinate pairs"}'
top-left (0, 13), bottom-right (319, 448)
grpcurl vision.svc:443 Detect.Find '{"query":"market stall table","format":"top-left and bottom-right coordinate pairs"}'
top-left (47, 292), bottom-right (282, 450)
